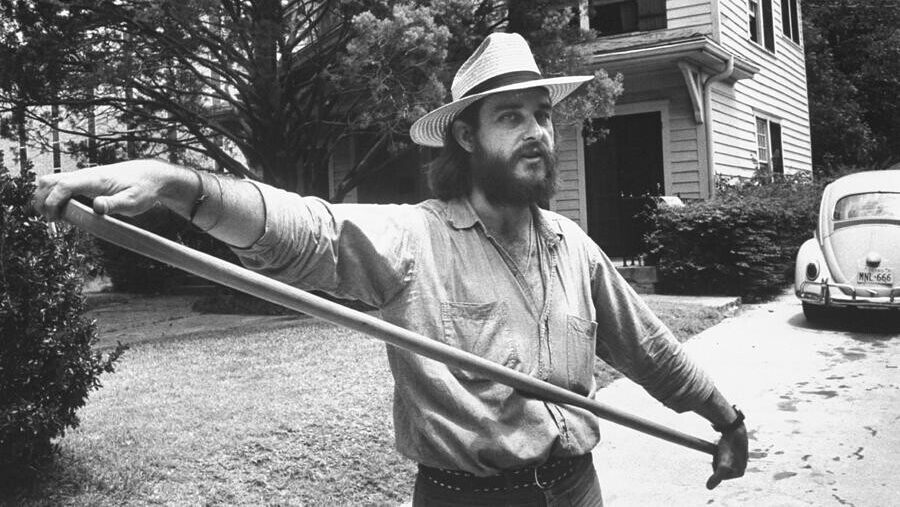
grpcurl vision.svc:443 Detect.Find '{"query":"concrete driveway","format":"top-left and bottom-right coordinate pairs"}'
top-left (592, 293), bottom-right (900, 506)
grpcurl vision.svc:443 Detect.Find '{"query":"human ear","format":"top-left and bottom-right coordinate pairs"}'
top-left (452, 120), bottom-right (475, 153)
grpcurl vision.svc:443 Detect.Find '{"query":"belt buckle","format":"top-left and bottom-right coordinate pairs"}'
top-left (533, 462), bottom-right (554, 490)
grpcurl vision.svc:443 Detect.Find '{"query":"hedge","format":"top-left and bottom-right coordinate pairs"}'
top-left (0, 163), bottom-right (125, 487)
top-left (645, 175), bottom-right (824, 302)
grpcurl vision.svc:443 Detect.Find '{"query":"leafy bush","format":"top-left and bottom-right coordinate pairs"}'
top-left (94, 206), bottom-right (191, 293)
top-left (646, 174), bottom-right (824, 302)
top-left (0, 164), bottom-right (125, 486)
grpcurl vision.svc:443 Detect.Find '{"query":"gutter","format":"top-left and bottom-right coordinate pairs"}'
top-left (702, 56), bottom-right (734, 198)
top-left (587, 37), bottom-right (757, 78)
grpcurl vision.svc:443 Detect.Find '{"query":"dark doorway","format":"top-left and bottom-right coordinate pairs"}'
top-left (584, 112), bottom-right (664, 258)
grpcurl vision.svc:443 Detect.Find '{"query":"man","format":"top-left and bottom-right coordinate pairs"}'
top-left (34, 32), bottom-right (747, 505)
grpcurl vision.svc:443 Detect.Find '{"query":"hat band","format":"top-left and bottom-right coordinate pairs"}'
top-left (461, 70), bottom-right (543, 98)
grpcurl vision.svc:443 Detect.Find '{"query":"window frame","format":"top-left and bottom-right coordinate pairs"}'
top-left (748, 0), bottom-right (761, 44)
top-left (748, 0), bottom-right (775, 53)
top-left (755, 115), bottom-right (784, 174)
top-left (781, 0), bottom-right (801, 45)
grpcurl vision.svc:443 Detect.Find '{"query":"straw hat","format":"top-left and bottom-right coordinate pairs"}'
top-left (409, 32), bottom-right (593, 147)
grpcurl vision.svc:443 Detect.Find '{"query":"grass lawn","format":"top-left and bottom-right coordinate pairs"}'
top-left (6, 300), bottom-right (732, 506)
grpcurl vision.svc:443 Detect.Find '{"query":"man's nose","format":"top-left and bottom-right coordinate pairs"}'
top-left (522, 114), bottom-right (546, 141)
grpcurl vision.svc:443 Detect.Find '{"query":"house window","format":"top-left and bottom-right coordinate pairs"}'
top-left (589, 0), bottom-right (666, 35)
top-left (756, 117), bottom-right (783, 174)
top-left (781, 0), bottom-right (800, 44)
top-left (748, 0), bottom-right (775, 52)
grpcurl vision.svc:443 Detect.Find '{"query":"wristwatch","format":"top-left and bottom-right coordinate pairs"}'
top-left (712, 405), bottom-right (745, 433)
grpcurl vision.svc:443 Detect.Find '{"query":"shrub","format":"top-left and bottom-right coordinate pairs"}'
top-left (95, 206), bottom-right (190, 293)
top-left (0, 164), bottom-right (125, 487)
top-left (646, 174), bottom-right (824, 302)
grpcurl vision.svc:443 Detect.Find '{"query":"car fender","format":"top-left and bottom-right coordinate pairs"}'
top-left (795, 237), bottom-right (831, 293)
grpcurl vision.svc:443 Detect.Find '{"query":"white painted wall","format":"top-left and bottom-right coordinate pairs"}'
top-left (712, 0), bottom-right (812, 178)
top-left (552, 124), bottom-right (587, 226)
top-left (667, 0), bottom-right (714, 32)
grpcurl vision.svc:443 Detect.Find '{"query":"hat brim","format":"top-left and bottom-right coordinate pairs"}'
top-left (409, 75), bottom-right (594, 147)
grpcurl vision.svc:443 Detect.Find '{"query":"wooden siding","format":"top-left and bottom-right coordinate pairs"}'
top-left (551, 125), bottom-right (586, 226)
top-left (712, 0), bottom-right (812, 177)
top-left (667, 0), bottom-right (714, 32)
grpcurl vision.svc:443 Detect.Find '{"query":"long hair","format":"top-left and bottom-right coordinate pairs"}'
top-left (426, 101), bottom-right (482, 200)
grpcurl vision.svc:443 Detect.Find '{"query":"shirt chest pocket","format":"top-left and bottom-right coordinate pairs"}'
top-left (565, 314), bottom-right (598, 395)
top-left (440, 301), bottom-right (520, 381)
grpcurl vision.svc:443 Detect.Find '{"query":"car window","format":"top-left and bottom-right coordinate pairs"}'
top-left (833, 192), bottom-right (900, 221)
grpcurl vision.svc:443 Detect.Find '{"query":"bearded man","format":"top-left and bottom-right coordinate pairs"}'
top-left (33, 32), bottom-right (747, 506)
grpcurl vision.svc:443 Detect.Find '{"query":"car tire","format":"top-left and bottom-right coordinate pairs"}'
top-left (802, 302), bottom-right (830, 323)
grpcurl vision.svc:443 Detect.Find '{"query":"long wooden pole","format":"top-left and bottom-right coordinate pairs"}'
top-left (63, 199), bottom-right (718, 456)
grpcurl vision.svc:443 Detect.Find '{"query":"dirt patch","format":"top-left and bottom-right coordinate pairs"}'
top-left (85, 292), bottom-right (307, 350)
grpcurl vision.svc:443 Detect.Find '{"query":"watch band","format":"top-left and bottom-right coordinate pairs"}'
top-left (712, 405), bottom-right (745, 433)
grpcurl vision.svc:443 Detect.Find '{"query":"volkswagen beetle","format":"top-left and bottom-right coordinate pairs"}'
top-left (795, 170), bottom-right (900, 321)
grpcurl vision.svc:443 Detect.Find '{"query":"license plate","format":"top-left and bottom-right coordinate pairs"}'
top-left (857, 267), bottom-right (893, 285)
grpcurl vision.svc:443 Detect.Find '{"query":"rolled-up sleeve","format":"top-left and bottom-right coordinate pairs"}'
top-left (590, 246), bottom-right (714, 413)
top-left (231, 183), bottom-right (417, 308)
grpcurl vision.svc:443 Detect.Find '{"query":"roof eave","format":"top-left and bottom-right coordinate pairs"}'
top-left (585, 37), bottom-right (759, 82)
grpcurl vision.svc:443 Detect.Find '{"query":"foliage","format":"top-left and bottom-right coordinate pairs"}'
top-left (0, 160), bottom-right (125, 487)
top-left (0, 0), bottom-right (621, 201)
top-left (803, 0), bottom-right (900, 175)
top-left (646, 175), bottom-right (825, 302)
top-left (94, 200), bottom-right (247, 294)
top-left (93, 206), bottom-right (192, 293)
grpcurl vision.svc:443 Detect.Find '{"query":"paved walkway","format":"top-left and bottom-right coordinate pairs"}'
top-left (592, 293), bottom-right (900, 506)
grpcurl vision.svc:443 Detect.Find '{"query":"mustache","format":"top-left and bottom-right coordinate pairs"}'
top-left (514, 141), bottom-right (552, 161)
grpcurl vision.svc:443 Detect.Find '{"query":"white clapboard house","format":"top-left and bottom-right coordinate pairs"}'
top-left (335, 0), bottom-right (812, 262)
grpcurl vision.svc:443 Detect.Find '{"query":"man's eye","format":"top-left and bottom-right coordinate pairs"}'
top-left (499, 112), bottom-right (519, 122)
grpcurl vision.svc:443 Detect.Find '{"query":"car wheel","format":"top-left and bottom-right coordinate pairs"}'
top-left (802, 302), bottom-right (830, 323)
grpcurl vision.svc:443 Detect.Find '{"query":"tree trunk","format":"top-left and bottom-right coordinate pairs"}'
top-left (14, 103), bottom-right (27, 174)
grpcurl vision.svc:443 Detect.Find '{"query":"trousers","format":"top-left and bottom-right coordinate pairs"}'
top-left (411, 455), bottom-right (604, 507)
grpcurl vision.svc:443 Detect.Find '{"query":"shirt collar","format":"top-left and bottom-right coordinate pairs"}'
top-left (446, 198), bottom-right (481, 230)
top-left (445, 198), bottom-right (563, 247)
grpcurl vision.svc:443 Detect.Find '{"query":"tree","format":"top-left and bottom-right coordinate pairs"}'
top-left (331, 0), bottom-right (622, 200)
top-left (803, 0), bottom-right (900, 174)
top-left (1, 1), bottom-right (621, 200)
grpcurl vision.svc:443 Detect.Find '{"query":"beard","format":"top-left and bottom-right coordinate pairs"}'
top-left (470, 140), bottom-right (559, 207)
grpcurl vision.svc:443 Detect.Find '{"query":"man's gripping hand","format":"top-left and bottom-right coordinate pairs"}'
top-left (706, 423), bottom-right (748, 490)
top-left (32, 160), bottom-right (196, 221)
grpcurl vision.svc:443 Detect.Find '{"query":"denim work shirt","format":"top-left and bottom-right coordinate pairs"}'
top-left (233, 184), bottom-right (716, 476)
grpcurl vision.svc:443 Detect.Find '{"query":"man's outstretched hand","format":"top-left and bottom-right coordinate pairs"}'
top-left (31, 160), bottom-right (194, 221)
top-left (706, 424), bottom-right (748, 489)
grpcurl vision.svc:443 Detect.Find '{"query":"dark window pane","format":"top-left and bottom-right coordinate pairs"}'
top-left (781, 0), bottom-right (791, 37)
top-left (770, 122), bottom-right (783, 173)
top-left (762, 0), bottom-right (775, 51)
top-left (591, 1), bottom-right (640, 35)
top-left (749, 1), bottom-right (759, 43)
top-left (789, 0), bottom-right (800, 43)
top-left (638, 0), bottom-right (667, 30)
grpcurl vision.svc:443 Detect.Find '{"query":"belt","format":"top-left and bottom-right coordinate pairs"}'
top-left (417, 454), bottom-right (590, 493)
